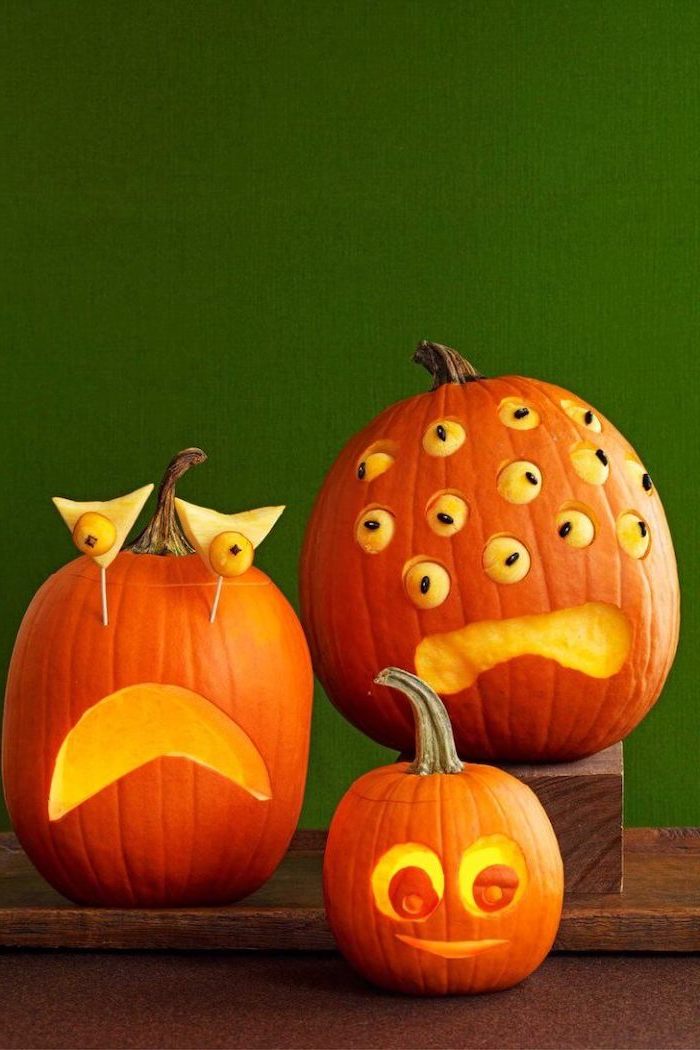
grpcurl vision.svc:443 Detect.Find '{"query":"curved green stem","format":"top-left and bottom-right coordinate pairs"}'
top-left (374, 667), bottom-right (463, 776)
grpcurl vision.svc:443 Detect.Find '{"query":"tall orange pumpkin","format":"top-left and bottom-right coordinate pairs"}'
top-left (3, 450), bottom-right (313, 906)
top-left (324, 667), bottom-right (563, 995)
top-left (301, 342), bottom-right (679, 761)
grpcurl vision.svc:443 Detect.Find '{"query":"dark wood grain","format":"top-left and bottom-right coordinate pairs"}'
top-left (0, 828), bottom-right (698, 952)
top-left (500, 742), bottom-right (623, 894)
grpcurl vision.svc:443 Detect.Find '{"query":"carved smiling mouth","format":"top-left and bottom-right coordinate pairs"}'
top-left (396, 934), bottom-right (508, 959)
top-left (49, 683), bottom-right (271, 821)
top-left (414, 601), bottom-right (632, 695)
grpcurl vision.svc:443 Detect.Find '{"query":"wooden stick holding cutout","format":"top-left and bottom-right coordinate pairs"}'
top-left (52, 485), bottom-right (154, 627)
top-left (174, 498), bottom-right (285, 624)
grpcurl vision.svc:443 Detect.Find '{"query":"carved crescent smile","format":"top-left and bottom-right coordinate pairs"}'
top-left (414, 602), bottom-right (632, 694)
top-left (396, 934), bottom-right (508, 959)
top-left (48, 683), bottom-right (271, 821)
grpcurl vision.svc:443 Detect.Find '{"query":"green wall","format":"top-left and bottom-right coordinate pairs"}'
top-left (1, 0), bottom-right (697, 830)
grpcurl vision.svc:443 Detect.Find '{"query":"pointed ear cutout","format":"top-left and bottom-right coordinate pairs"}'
top-left (52, 484), bottom-right (154, 568)
top-left (174, 498), bottom-right (284, 572)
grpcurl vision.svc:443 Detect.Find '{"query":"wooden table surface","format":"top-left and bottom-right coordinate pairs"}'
top-left (1, 950), bottom-right (698, 1049)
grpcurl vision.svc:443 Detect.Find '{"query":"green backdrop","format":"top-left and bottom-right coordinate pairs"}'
top-left (1, 0), bottom-right (697, 830)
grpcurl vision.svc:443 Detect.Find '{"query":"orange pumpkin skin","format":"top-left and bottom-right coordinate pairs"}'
top-left (3, 551), bottom-right (312, 906)
top-left (324, 672), bottom-right (563, 995)
top-left (301, 346), bottom-right (679, 761)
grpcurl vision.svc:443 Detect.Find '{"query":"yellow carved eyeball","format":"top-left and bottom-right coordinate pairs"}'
top-left (355, 508), bottom-right (395, 553)
top-left (624, 456), bottom-right (654, 496)
top-left (422, 419), bottom-right (466, 457)
top-left (483, 535), bottom-right (531, 584)
top-left (555, 507), bottom-right (596, 548)
top-left (498, 397), bottom-right (540, 430)
top-left (426, 491), bottom-right (469, 537)
top-left (570, 442), bottom-right (610, 485)
top-left (497, 461), bottom-right (542, 505)
top-left (616, 512), bottom-right (651, 559)
top-left (403, 560), bottom-right (451, 609)
top-left (72, 512), bottom-right (117, 557)
top-left (209, 531), bottom-right (254, 577)
top-left (357, 451), bottom-right (395, 482)
top-left (561, 399), bottom-right (602, 433)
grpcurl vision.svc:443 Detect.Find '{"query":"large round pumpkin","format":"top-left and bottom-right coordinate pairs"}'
top-left (324, 668), bottom-right (563, 995)
top-left (301, 342), bottom-right (679, 761)
top-left (3, 450), bottom-right (313, 906)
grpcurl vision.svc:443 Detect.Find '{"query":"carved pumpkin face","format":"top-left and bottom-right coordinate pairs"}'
top-left (2, 452), bottom-right (312, 907)
top-left (323, 670), bottom-right (563, 995)
top-left (301, 342), bottom-right (680, 761)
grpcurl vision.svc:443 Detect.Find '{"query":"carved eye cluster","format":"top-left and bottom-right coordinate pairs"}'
top-left (372, 836), bottom-right (527, 923)
top-left (353, 394), bottom-right (657, 598)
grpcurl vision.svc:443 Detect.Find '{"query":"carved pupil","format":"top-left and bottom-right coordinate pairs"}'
top-left (638, 520), bottom-right (647, 538)
top-left (363, 520), bottom-right (381, 531)
top-left (513, 407), bottom-right (529, 419)
top-left (84, 534), bottom-right (98, 548)
top-left (473, 864), bottom-right (518, 912)
top-left (525, 471), bottom-right (538, 485)
top-left (595, 449), bottom-right (608, 466)
top-left (437, 512), bottom-right (454, 525)
top-left (357, 462), bottom-right (366, 479)
top-left (436, 424), bottom-right (447, 442)
top-left (558, 521), bottom-right (572, 538)
top-left (584, 409), bottom-right (594, 425)
top-left (229, 544), bottom-right (242, 556)
top-left (505, 552), bottom-right (520, 566)
top-left (642, 472), bottom-right (653, 492)
top-left (388, 866), bottom-right (439, 920)
top-left (420, 575), bottom-right (430, 594)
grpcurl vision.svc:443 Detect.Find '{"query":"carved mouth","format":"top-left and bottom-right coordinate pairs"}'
top-left (415, 602), bottom-right (632, 695)
top-left (396, 934), bottom-right (508, 959)
top-left (48, 683), bottom-right (271, 821)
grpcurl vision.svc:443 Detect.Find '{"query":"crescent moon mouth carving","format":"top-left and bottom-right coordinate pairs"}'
top-left (48, 683), bottom-right (271, 821)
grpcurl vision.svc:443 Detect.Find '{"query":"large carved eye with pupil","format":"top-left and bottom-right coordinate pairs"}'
top-left (426, 491), bottom-right (469, 536)
top-left (404, 560), bottom-right (451, 608)
top-left (355, 508), bottom-right (395, 553)
top-left (423, 419), bottom-right (466, 457)
top-left (388, 866), bottom-right (440, 920)
top-left (473, 865), bottom-right (519, 912)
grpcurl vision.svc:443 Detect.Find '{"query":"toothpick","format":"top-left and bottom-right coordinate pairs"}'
top-left (210, 575), bottom-right (223, 624)
top-left (100, 565), bottom-right (109, 627)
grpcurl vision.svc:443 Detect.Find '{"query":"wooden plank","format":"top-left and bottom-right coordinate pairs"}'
top-left (0, 828), bottom-right (697, 952)
top-left (499, 743), bottom-right (623, 894)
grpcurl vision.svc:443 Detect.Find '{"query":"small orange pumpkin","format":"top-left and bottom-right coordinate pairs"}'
top-left (323, 667), bottom-right (563, 995)
top-left (2, 450), bottom-right (313, 906)
top-left (301, 341), bottom-right (680, 761)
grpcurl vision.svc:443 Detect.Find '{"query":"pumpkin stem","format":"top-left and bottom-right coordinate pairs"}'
top-left (374, 667), bottom-right (463, 776)
top-left (413, 340), bottom-right (484, 390)
top-left (127, 448), bottom-right (207, 556)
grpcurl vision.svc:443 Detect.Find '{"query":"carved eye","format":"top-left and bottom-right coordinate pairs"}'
top-left (497, 461), bottom-right (542, 505)
top-left (498, 397), bottom-right (540, 430)
top-left (372, 843), bottom-right (444, 922)
top-left (561, 399), bottom-right (602, 433)
top-left (404, 559), bottom-right (451, 609)
top-left (422, 419), bottom-right (466, 457)
top-left (616, 511), bottom-right (651, 559)
top-left (355, 507), bottom-right (395, 553)
top-left (356, 445), bottom-right (396, 482)
top-left (555, 504), bottom-right (596, 549)
top-left (426, 491), bottom-right (469, 537)
top-left (624, 456), bottom-right (654, 496)
top-left (483, 536), bottom-right (531, 584)
top-left (459, 834), bottom-right (528, 917)
top-left (569, 442), bottom-right (610, 485)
